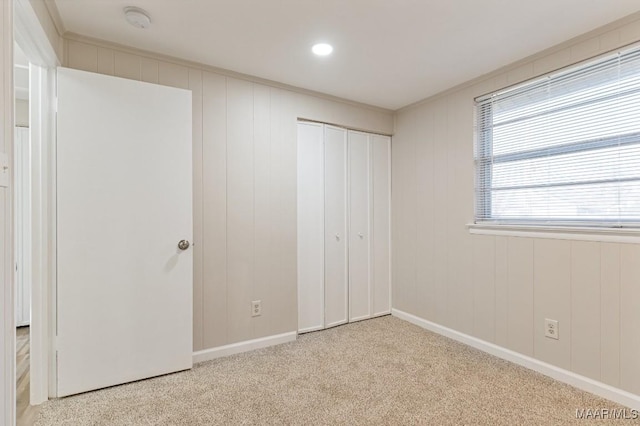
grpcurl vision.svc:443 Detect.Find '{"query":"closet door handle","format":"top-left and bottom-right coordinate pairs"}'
top-left (358, 233), bottom-right (364, 239)
top-left (335, 234), bottom-right (341, 241)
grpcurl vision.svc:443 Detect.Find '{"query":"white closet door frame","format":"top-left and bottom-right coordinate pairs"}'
top-left (297, 121), bottom-right (325, 333)
top-left (323, 125), bottom-right (348, 328)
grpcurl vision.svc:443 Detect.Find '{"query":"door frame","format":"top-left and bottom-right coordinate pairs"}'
top-left (14, 0), bottom-right (60, 408)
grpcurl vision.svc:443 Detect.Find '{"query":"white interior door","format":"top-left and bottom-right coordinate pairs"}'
top-left (297, 122), bottom-right (324, 333)
top-left (371, 135), bottom-right (391, 316)
top-left (56, 67), bottom-right (193, 397)
top-left (324, 125), bottom-right (348, 328)
top-left (348, 131), bottom-right (371, 322)
top-left (15, 127), bottom-right (31, 327)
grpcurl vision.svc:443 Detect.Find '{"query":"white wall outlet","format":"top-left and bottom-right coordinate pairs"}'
top-left (545, 318), bottom-right (559, 340)
top-left (251, 300), bottom-right (262, 317)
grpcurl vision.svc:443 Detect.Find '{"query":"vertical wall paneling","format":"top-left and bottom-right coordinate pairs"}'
top-left (113, 51), bottom-right (141, 81)
top-left (324, 126), bottom-right (348, 328)
top-left (570, 241), bottom-right (601, 380)
top-left (66, 41), bottom-right (98, 72)
top-left (472, 235), bottom-right (495, 343)
top-left (507, 237), bottom-right (534, 356)
top-left (267, 87), bottom-right (294, 335)
top-left (296, 122), bottom-right (325, 332)
top-left (390, 116), bottom-right (408, 313)
top-left (620, 244), bottom-right (640, 395)
top-left (96, 48), bottom-right (114, 76)
top-left (252, 84), bottom-right (272, 337)
top-left (534, 239), bottom-right (571, 370)
top-left (190, 69), bottom-right (204, 351)
top-left (348, 131), bottom-right (371, 322)
top-left (447, 91), bottom-right (474, 336)
top-left (600, 242), bottom-right (621, 387)
top-left (226, 78), bottom-right (255, 344)
top-left (202, 72), bottom-right (228, 349)
top-left (140, 59), bottom-right (159, 84)
top-left (371, 134), bottom-right (391, 316)
top-left (432, 102), bottom-right (449, 326)
top-left (280, 90), bottom-right (299, 334)
top-left (414, 108), bottom-right (435, 321)
top-left (159, 62), bottom-right (189, 89)
top-left (494, 236), bottom-right (508, 347)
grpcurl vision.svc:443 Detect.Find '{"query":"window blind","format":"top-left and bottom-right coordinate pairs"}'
top-left (475, 45), bottom-right (640, 227)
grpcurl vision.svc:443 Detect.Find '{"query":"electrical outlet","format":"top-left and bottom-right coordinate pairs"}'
top-left (545, 318), bottom-right (559, 340)
top-left (251, 300), bottom-right (262, 317)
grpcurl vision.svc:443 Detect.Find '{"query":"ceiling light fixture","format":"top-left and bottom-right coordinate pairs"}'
top-left (124, 6), bottom-right (151, 29)
top-left (312, 43), bottom-right (333, 56)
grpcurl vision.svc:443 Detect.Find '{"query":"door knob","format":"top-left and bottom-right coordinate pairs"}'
top-left (335, 234), bottom-right (340, 241)
top-left (358, 233), bottom-right (364, 239)
top-left (178, 240), bottom-right (190, 250)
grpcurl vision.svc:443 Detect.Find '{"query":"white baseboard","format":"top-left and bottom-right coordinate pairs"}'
top-left (392, 309), bottom-right (640, 410)
top-left (192, 331), bottom-right (297, 364)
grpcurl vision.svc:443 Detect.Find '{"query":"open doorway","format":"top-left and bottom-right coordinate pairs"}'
top-left (12, 1), bottom-right (60, 423)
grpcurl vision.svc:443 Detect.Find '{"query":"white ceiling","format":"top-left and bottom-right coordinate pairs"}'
top-left (53, 0), bottom-right (640, 110)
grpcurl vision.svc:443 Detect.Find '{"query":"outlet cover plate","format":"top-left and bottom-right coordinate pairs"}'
top-left (545, 318), bottom-right (559, 340)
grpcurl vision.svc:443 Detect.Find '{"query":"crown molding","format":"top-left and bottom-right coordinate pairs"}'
top-left (62, 32), bottom-right (394, 116)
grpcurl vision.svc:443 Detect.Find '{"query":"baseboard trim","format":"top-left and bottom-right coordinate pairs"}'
top-left (192, 331), bottom-right (297, 364)
top-left (392, 309), bottom-right (640, 410)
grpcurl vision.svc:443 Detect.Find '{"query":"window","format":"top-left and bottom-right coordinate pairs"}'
top-left (475, 45), bottom-right (640, 227)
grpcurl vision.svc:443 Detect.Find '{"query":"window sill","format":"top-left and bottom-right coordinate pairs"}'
top-left (467, 223), bottom-right (640, 244)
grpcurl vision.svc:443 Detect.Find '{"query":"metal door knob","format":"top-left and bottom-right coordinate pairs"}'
top-left (178, 240), bottom-right (190, 250)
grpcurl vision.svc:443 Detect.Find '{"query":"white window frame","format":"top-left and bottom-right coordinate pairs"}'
top-left (471, 43), bottom-right (640, 242)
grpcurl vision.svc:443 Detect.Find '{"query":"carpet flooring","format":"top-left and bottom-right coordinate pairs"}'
top-left (34, 316), bottom-right (637, 425)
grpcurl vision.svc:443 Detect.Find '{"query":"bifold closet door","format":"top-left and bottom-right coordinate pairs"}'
top-left (371, 135), bottom-right (391, 316)
top-left (297, 122), bottom-right (325, 333)
top-left (348, 131), bottom-right (371, 322)
top-left (324, 126), bottom-right (348, 328)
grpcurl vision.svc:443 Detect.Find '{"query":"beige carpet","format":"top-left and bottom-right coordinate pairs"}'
top-left (35, 316), bottom-right (637, 425)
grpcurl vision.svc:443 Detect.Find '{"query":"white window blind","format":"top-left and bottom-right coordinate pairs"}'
top-left (475, 45), bottom-right (640, 227)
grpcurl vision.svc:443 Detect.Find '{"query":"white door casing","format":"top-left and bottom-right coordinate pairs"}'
top-left (56, 67), bottom-right (193, 397)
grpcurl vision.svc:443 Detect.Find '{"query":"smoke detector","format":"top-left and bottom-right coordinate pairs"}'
top-left (124, 7), bottom-right (151, 29)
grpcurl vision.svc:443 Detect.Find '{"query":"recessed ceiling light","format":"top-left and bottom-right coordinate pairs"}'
top-left (312, 43), bottom-right (333, 56)
top-left (124, 6), bottom-right (151, 29)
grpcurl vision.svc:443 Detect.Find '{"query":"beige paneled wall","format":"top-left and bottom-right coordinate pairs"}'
top-left (64, 39), bottom-right (394, 352)
top-left (393, 15), bottom-right (640, 396)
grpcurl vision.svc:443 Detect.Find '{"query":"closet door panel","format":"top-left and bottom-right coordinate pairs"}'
top-left (297, 122), bottom-right (325, 333)
top-left (348, 131), bottom-right (371, 322)
top-left (372, 135), bottom-right (392, 316)
top-left (324, 126), bottom-right (348, 328)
